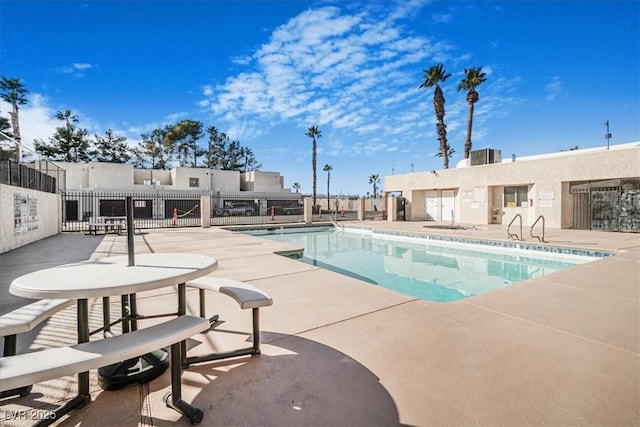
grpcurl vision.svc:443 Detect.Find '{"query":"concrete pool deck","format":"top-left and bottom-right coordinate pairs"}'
top-left (0, 221), bottom-right (638, 426)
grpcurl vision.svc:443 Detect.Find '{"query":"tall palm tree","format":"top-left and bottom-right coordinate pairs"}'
top-left (458, 66), bottom-right (487, 159)
top-left (305, 125), bottom-right (322, 208)
top-left (292, 182), bottom-right (301, 193)
top-left (419, 65), bottom-right (452, 168)
top-left (436, 143), bottom-right (455, 160)
top-left (323, 164), bottom-right (333, 210)
top-left (0, 77), bottom-right (28, 162)
top-left (368, 174), bottom-right (380, 198)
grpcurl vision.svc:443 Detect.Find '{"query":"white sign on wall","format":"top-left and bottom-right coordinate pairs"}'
top-left (14, 193), bottom-right (38, 235)
top-left (473, 186), bottom-right (486, 202)
top-left (539, 190), bottom-right (555, 200)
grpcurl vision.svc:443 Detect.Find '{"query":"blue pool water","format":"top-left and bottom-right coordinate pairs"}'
top-left (244, 226), bottom-right (604, 302)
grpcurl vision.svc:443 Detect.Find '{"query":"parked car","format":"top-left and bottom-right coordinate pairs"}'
top-left (215, 203), bottom-right (256, 217)
top-left (263, 206), bottom-right (304, 216)
top-left (278, 206), bottom-right (303, 215)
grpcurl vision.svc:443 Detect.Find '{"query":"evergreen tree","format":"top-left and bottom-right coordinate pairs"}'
top-left (165, 120), bottom-right (204, 167)
top-left (132, 128), bottom-right (169, 169)
top-left (94, 128), bottom-right (130, 163)
top-left (205, 126), bottom-right (260, 171)
top-left (0, 116), bottom-right (16, 161)
top-left (34, 110), bottom-right (92, 162)
top-left (0, 77), bottom-right (28, 161)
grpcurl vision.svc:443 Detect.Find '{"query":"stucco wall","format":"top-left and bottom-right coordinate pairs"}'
top-left (210, 170), bottom-right (240, 193)
top-left (53, 161), bottom-right (134, 190)
top-left (170, 168), bottom-right (213, 191)
top-left (0, 184), bottom-right (60, 254)
top-left (241, 171), bottom-right (285, 192)
top-left (88, 162), bottom-right (134, 189)
top-left (53, 162), bottom-right (90, 189)
top-left (133, 169), bottom-right (173, 185)
top-left (385, 143), bottom-right (640, 228)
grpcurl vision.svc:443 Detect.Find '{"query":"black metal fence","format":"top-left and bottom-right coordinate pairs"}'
top-left (0, 160), bottom-right (61, 193)
top-left (60, 191), bottom-right (385, 232)
top-left (61, 191), bottom-right (308, 231)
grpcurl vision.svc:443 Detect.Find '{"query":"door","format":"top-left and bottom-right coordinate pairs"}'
top-left (591, 188), bottom-right (620, 232)
top-left (441, 190), bottom-right (455, 222)
top-left (425, 190), bottom-right (438, 221)
top-left (65, 200), bottom-right (78, 221)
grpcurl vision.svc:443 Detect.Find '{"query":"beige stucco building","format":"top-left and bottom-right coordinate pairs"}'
top-left (384, 142), bottom-right (640, 232)
top-left (48, 161), bottom-right (290, 194)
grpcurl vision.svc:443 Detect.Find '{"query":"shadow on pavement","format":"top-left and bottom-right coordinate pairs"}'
top-left (0, 232), bottom-right (104, 354)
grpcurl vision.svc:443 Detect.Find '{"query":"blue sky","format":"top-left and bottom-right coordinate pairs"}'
top-left (1, 0), bottom-right (638, 195)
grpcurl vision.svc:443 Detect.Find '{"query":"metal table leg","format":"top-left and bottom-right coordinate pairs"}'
top-left (36, 299), bottom-right (92, 427)
top-left (163, 282), bottom-right (204, 425)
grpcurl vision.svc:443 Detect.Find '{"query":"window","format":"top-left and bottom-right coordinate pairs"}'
top-left (189, 177), bottom-right (199, 188)
top-left (504, 186), bottom-right (528, 208)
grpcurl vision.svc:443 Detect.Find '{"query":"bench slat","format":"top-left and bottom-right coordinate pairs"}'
top-left (0, 299), bottom-right (74, 337)
top-left (187, 277), bottom-right (273, 309)
top-left (0, 315), bottom-right (209, 392)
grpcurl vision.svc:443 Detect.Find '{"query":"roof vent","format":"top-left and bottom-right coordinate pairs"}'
top-left (470, 149), bottom-right (502, 166)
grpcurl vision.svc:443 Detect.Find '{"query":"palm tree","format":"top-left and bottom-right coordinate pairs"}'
top-left (292, 182), bottom-right (301, 193)
top-left (419, 65), bottom-right (452, 168)
top-left (323, 164), bottom-right (333, 210)
top-left (458, 66), bottom-right (487, 159)
top-left (368, 174), bottom-right (380, 199)
top-left (305, 125), bottom-right (322, 209)
top-left (436, 144), bottom-right (455, 160)
top-left (0, 77), bottom-right (28, 162)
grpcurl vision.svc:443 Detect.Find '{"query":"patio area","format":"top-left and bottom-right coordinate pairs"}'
top-left (0, 222), bottom-right (638, 426)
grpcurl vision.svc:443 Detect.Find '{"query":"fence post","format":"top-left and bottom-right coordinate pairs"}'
top-left (200, 195), bottom-right (211, 228)
top-left (303, 197), bottom-right (313, 224)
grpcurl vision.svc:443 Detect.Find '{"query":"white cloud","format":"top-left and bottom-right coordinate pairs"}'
top-left (73, 63), bottom-right (93, 70)
top-left (1, 94), bottom-right (58, 153)
top-left (195, 1), bottom-right (516, 164)
top-left (60, 62), bottom-right (95, 77)
top-left (545, 76), bottom-right (565, 101)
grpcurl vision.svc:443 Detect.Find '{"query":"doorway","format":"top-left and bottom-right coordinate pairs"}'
top-left (425, 190), bottom-right (438, 221)
top-left (441, 190), bottom-right (455, 222)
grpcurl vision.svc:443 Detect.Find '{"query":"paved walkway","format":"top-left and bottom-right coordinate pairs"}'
top-left (0, 222), bottom-right (638, 426)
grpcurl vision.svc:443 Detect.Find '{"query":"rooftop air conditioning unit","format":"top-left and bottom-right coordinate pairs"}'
top-left (470, 149), bottom-right (502, 166)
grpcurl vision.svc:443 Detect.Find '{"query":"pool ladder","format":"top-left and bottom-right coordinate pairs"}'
top-left (507, 214), bottom-right (523, 241)
top-left (507, 214), bottom-right (547, 242)
top-left (530, 215), bottom-right (546, 242)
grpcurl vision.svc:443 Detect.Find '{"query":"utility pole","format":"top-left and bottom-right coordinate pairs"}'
top-left (605, 120), bottom-right (612, 150)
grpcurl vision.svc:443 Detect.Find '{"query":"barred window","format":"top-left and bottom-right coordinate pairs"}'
top-left (189, 177), bottom-right (199, 188)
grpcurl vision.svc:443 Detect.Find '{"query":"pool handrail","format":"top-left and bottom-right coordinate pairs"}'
top-left (530, 215), bottom-right (546, 242)
top-left (507, 214), bottom-right (523, 241)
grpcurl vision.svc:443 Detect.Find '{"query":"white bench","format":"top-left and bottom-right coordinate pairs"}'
top-left (185, 277), bottom-right (273, 365)
top-left (0, 315), bottom-right (210, 424)
top-left (1, 299), bottom-right (74, 341)
top-left (0, 299), bottom-right (75, 398)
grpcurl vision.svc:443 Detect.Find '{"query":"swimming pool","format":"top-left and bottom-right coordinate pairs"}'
top-left (242, 226), bottom-right (607, 302)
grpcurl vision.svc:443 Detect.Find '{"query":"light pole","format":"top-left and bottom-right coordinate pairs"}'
top-left (605, 120), bottom-right (612, 150)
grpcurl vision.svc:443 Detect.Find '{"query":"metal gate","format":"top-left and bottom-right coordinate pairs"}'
top-left (61, 191), bottom-right (202, 232)
top-left (570, 179), bottom-right (640, 233)
top-left (61, 191), bottom-right (308, 232)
